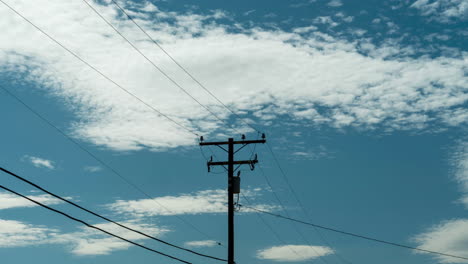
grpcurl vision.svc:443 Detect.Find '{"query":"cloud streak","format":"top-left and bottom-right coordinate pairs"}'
top-left (108, 188), bottom-right (277, 217)
top-left (256, 245), bottom-right (334, 262)
top-left (184, 240), bottom-right (219, 248)
top-left (413, 142), bottom-right (468, 262)
top-left (0, 192), bottom-right (63, 210)
top-left (24, 155), bottom-right (55, 169)
top-left (411, 0), bottom-right (468, 22)
top-left (0, 218), bottom-right (168, 256)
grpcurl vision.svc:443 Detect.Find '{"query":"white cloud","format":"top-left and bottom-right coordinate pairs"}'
top-left (0, 218), bottom-right (168, 256)
top-left (0, 219), bottom-right (57, 247)
top-left (313, 16), bottom-right (339, 27)
top-left (413, 142), bottom-right (468, 262)
top-left (24, 155), bottom-right (55, 169)
top-left (256, 245), bottom-right (334, 262)
top-left (0, 192), bottom-right (63, 210)
top-left (185, 240), bottom-right (219, 247)
top-left (52, 221), bottom-right (168, 256)
top-left (411, 0), bottom-right (468, 22)
top-left (327, 0), bottom-right (343, 7)
top-left (108, 188), bottom-right (276, 217)
top-left (0, 0), bottom-right (466, 152)
top-left (454, 142), bottom-right (468, 196)
top-left (84, 165), bottom-right (102, 172)
top-left (413, 219), bottom-right (468, 263)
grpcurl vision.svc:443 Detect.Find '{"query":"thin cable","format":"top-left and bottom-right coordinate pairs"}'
top-left (0, 184), bottom-right (192, 264)
top-left (107, 0), bottom-right (262, 134)
top-left (0, 167), bottom-right (227, 262)
top-left (240, 194), bottom-right (314, 263)
top-left (241, 205), bottom-right (468, 262)
top-left (0, 84), bottom-right (223, 247)
top-left (81, 0), bottom-right (238, 134)
top-left (0, 0), bottom-right (198, 137)
top-left (264, 142), bottom-right (351, 264)
top-left (255, 165), bottom-right (330, 264)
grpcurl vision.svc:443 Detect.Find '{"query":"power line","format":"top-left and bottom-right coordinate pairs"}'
top-left (0, 167), bottom-right (227, 262)
top-left (255, 164), bottom-right (331, 264)
top-left (264, 142), bottom-right (352, 264)
top-left (80, 0), bottom-right (243, 135)
top-left (106, 0), bottom-right (262, 134)
top-left (1, 0), bottom-right (225, 245)
top-left (0, 184), bottom-right (192, 264)
top-left (0, 84), bottom-right (223, 247)
top-left (240, 194), bottom-right (315, 263)
top-left (0, 0), bottom-right (198, 137)
top-left (240, 205), bottom-right (468, 262)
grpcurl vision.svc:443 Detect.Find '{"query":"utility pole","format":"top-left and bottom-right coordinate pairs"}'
top-left (200, 134), bottom-right (266, 264)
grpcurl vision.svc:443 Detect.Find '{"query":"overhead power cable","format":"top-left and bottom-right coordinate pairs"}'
top-left (0, 84), bottom-right (223, 247)
top-left (262, 143), bottom-right (352, 264)
top-left (0, 167), bottom-right (227, 262)
top-left (240, 194), bottom-right (317, 264)
top-left (0, 184), bottom-right (192, 264)
top-left (0, 0), bottom-right (223, 245)
top-left (91, 0), bottom-right (262, 134)
top-left (0, 0), bottom-right (198, 137)
top-left (240, 205), bottom-right (468, 262)
top-left (81, 0), bottom-right (242, 134)
top-left (254, 165), bottom-right (333, 264)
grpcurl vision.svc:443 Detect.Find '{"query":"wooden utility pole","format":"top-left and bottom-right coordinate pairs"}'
top-left (199, 135), bottom-right (266, 264)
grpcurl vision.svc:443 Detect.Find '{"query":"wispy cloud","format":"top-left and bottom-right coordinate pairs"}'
top-left (413, 142), bottom-right (468, 262)
top-left (0, 0), bottom-right (466, 153)
top-left (0, 192), bottom-right (63, 210)
top-left (52, 221), bottom-right (169, 256)
top-left (413, 219), bottom-right (468, 263)
top-left (84, 165), bottom-right (102, 172)
top-left (108, 188), bottom-right (276, 217)
top-left (0, 219), bottom-right (58, 247)
top-left (0, 218), bottom-right (168, 256)
top-left (411, 0), bottom-right (468, 22)
top-left (24, 155), bottom-right (55, 169)
top-left (184, 240), bottom-right (219, 248)
top-left (327, 0), bottom-right (343, 7)
top-left (256, 245), bottom-right (334, 262)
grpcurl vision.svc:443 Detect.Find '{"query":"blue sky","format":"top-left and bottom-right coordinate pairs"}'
top-left (0, 0), bottom-right (467, 263)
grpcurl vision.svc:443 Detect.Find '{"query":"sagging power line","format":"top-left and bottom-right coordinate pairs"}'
top-left (80, 0), bottom-right (232, 132)
top-left (104, 0), bottom-right (262, 134)
top-left (0, 167), bottom-right (227, 262)
top-left (263, 142), bottom-right (352, 264)
top-left (0, 0), bottom-right (199, 137)
top-left (240, 204), bottom-right (468, 262)
top-left (0, 184), bottom-right (192, 264)
top-left (0, 84), bottom-right (224, 247)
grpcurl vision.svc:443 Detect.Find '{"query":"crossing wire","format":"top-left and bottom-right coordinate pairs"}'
top-left (0, 1), bottom-right (224, 246)
top-left (240, 204), bottom-right (468, 262)
top-left (0, 0), bottom-right (199, 137)
top-left (0, 167), bottom-right (227, 262)
top-left (264, 142), bottom-right (352, 264)
top-left (80, 0), bottom-right (248, 135)
top-left (255, 164), bottom-right (333, 264)
top-left (91, 0), bottom-right (262, 134)
top-left (241, 194), bottom-right (319, 264)
top-left (0, 184), bottom-right (192, 264)
top-left (0, 84), bottom-right (224, 247)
